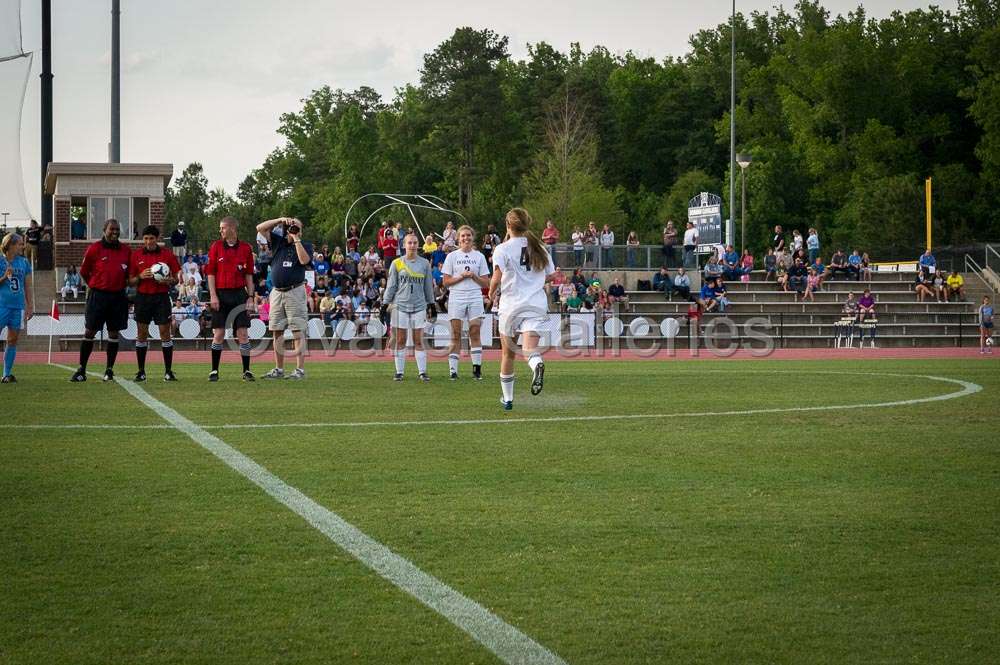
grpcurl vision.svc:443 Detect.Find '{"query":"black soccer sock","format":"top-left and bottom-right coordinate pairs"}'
top-left (162, 340), bottom-right (174, 372)
top-left (239, 342), bottom-right (251, 372)
top-left (79, 339), bottom-right (94, 370)
top-left (135, 341), bottom-right (148, 372)
top-left (106, 340), bottom-right (119, 369)
top-left (211, 342), bottom-right (223, 372)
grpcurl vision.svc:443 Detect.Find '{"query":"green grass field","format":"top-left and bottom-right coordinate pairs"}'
top-left (2, 358), bottom-right (998, 664)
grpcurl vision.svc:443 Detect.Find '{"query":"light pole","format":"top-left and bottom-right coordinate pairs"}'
top-left (1, 212), bottom-right (9, 228)
top-left (736, 153), bottom-right (752, 253)
top-left (728, 0), bottom-right (736, 248)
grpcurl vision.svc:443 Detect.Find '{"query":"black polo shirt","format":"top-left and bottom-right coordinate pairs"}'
top-left (269, 227), bottom-right (313, 288)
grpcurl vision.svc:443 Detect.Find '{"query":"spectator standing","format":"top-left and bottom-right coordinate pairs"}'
top-left (772, 225), bottom-right (786, 267)
top-left (806, 228), bottom-right (820, 264)
top-left (571, 227), bottom-right (585, 267)
top-left (345, 224), bottom-right (360, 255)
top-left (626, 231), bottom-right (640, 268)
top-left (599, 224), bottom-right (615, 267)
top-left (682, 222), bottom-right (698, 269)
top-left (71, 215), bottom-right (87, 240)
top-left (791, 229), bottom-right (803, 255)
top-left (584, 222), bottom-right (599, 267)
top-left (440, 222), bottom-right (458, 252)
top-left (23, 220), bottom-right (40, 266)
top-left (481, 224), bottom-right (501, 265)
top-left (662, 221), bottom-right (678, 267)
top-left (919, 249), bottom-right (936, 273)
top-left (542, 219), bottom-right (560, 251)
top-left (170, 222), bottom-right (188, 259)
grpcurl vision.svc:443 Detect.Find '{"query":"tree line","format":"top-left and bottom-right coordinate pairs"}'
top-left (166, 0), bottom-right (1000, 259)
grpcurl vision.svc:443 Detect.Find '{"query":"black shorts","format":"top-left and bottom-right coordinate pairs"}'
top-left (85, 289), bottom-right (129, 332)
top-left (134, 292), bottom-right (172, 326)
top-left (211, 288), bottom-right (250, 332)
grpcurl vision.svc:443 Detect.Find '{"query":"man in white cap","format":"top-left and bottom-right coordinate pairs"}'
top-left (170, 221), bottom-right (188, 259)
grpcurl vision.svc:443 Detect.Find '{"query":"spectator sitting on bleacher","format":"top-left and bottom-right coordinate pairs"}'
top-left (179, 276), bottom-right (199, 303)
top-left (713, 279), bottom-right (730, 312)
top-left (847, 249), bottom-right (862, 280)
top-left (861, 252), bottom-right (873, 280)
top-left (919, 248), bottom-right (936, 273)
top-left (171, 300), bottom-right (186, 335)
top-left (570, 268), bottom-right (587, 295)
top-left (764, 248), bottom-right (777, 281)
top-left (61, 265), bottom-right (82, 299)
top-left (699, 277), bottom-right (720, 312)
top-left (704, 254), bottom-right (724, 282)
top-left (607, 278), bottom-right (627, 308)
top-left (673, 267), bottom-right (691, 301)
top-left (914, 269), bottom-right (936, 302)
top-left (558, 281), bottom-right (575, 308)
top-left (825, 249), bottom-right (850, 280)
top-left (319, 291), bottom-right (336, 327)
top-left (721, 244), bottom-right (741, 280)
top-left (355, 301), bottom-right (370, 329)
top-left (858, 289), bottom-right (876, 321)
top-left (776, 262), bottom-right (788, 291)
top-left (549, 266), bottom-right (567, 302)
top-left (787, 259), bottom-right (807, 298)
top-left (184, 263), bottom-right (203, 289)
top-left (946, 270), bottom-right (965, 301)
top-left (843, 292), bottom-right (859, 319)
top-left (185, 298), bottom-right (202, 321)
top-left (803, 267), bottom-right (820, 302)
top-left (652, 266), bottom-right (673, 298)
top-left (363, 245), bottom-right (380, 264)
top-left (422, 233), bottom-right (438, 258)
top-left (564, 291), bottom-right (582, 312)
top-left (313, 253), bottom-right (329, 277)
top-left (182, 254), bottom-right (198, 277)
top-left (810, 256), bottom-right (826, 286)
top-left (740, 249), bottom-right (754, 279)
top-left (932, 270), bottom-right (948, 302)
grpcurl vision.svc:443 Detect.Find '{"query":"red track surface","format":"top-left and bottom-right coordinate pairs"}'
top-left (19, 347), bottom-right (990, 365)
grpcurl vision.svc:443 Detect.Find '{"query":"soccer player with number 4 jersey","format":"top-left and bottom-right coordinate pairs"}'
top-left (441, 226), bottom-right (490, 380)
top-left (488, 208), bottom-right (556, 410)
top-left (0, 233), bottom-right (34, 383)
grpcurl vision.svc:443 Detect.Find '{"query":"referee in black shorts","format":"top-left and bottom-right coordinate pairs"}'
top-left (206, 216), bottom-right (257, 381)
top-left (71, 219), bottom-right (133, 382)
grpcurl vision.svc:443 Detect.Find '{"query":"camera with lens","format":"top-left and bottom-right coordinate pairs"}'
top-left (285, 221), bottom-right (300, 235)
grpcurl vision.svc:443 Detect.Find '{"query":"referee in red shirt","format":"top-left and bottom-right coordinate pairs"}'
top-left (206, 216), bottom-right (256, 381)
top-left (71, 219), bottom-right (133, 382)
top-left (129, 225), bottom-right (180, 382)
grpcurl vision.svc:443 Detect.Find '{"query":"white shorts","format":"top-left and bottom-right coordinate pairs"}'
top-left (392, 308), bottom-right (426, 330)
top-left (498, 311), bottom-right (549, 338)
top-left (448, 299), bottom-right (485, 322)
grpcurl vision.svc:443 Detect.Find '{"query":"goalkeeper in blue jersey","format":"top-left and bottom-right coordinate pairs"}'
top-left (0, 233), bottom-right (34, 383)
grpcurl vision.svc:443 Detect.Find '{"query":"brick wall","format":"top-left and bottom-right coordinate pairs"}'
top-left (150, 198), bottom-right (165, 233)
top-left (54, 196), bottom-right (70, 242)
top-left (53, 197), bottom-right (166, 268)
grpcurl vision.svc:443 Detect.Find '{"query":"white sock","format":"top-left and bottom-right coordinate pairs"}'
top-left (500, 373), bottom-right (514, 402)
top-left (415, 350), bottom-right (428, 374)
top-left (527, 353), bottom-right (543, 372)
top-left (394, 349), bottom-right (405, 374)
top-left (448, 353), bottom-right (459, 374)
top-left (471, 347), bottom-right (482, 366)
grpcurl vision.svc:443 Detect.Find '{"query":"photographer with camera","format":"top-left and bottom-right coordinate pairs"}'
top-left (255, 216), bottom-right (313, 380)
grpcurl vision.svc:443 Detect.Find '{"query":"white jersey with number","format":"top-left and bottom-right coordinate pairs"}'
top-left (493, 237), bottom-right (554, 316)
top-left (442, 249), bottom-right (489, 302)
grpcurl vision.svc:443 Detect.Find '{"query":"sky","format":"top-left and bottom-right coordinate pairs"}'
top-left (9, 0), bottom-right (957, 219)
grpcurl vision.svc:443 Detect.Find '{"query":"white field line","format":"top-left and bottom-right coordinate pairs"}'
top-left (47, 364), bottom-right (565, 665)
top-left (12, 371), bottom-right (983, 431)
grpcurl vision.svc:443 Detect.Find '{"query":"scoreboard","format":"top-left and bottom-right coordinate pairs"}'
top-left (687, 192), bottom-right (723, 250)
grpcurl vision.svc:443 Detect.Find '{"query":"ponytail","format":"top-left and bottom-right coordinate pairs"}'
top-left (505, 208), bottom-right (548, 271)
top-left (1, 233), bottom-right (22, 254)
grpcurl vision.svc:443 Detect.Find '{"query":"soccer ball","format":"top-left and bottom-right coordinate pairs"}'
top-left (150, 262), bottom-right (171, 282)
top-left (988, 337), bottom-right (995, 347)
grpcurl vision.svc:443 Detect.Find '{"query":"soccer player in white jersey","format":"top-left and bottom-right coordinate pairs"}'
top-left (441, 226), bottom-right (491, 381)
top-left (487, 208), bottom-right (556, 411)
